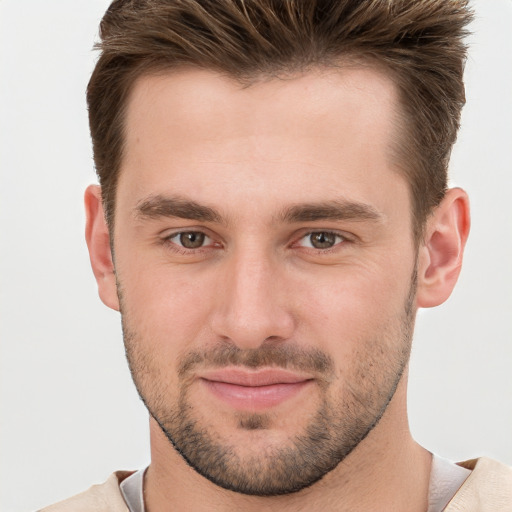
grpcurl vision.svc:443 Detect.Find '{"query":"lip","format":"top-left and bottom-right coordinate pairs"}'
top-left (199, 368), bottom-right (314, 410)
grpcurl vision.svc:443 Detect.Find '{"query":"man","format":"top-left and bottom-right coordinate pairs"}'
top-left (41, 0), bottom-right (512, 510)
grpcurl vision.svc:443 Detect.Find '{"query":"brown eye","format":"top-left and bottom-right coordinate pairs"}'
top-left (178, 232), bottom-right (206, 249)
top-left (310, 232), bottom-right (336, 248)
top-left (300, 232), bottom-right (343, 249)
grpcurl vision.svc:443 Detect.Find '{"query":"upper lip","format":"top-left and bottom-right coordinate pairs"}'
top-left (199, 368), bottom-right (313, 387)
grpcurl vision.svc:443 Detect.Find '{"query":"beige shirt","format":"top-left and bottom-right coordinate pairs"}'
top-left (39, 457), bottom-right (512, 512)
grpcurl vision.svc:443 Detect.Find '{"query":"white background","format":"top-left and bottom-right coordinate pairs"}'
top-left (1, 1), bottom-right (511, 510)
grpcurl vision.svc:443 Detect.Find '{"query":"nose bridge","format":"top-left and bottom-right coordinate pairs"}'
top-left (211, 241), bottom-right (294, 348)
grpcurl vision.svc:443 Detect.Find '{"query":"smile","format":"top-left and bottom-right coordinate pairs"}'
top-left (199, 368), bottom-right (314, 410)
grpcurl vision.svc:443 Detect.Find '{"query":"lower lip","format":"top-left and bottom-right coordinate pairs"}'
top-left (201, 379), bottom-right (312, 411)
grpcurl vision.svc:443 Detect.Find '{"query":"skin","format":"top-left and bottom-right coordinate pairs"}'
top-left (85, 67), bottom-right (470, 511)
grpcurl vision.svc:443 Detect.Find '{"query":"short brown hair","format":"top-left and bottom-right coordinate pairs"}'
top-left (87, 0), bottom-right (472, 239)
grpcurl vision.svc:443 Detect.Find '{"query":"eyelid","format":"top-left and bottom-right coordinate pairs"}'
top-left (160, 225), bottom-right (214, 239)
top-left (303, 230), bottom-right (346, 239)
top-left (159, 227), bottom-right (222, 251)
top-left (167, 231), bottom-right (212, 247)
top-left (294, 228), bottom-right (353, 244)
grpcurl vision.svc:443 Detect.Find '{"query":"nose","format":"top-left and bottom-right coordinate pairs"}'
top-left (210, 248), bottom-right (295, 350)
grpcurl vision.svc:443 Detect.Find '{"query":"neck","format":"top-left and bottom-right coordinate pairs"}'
top-left (144, 374), bottom-right (431, 512)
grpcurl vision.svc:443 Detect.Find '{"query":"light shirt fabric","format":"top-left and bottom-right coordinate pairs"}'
top-left (120, 468), bottom-right (146, 512)
top-left (39, 456), bottom-right (512, 511)
top-left (427, 455), bottom-right (471, 512)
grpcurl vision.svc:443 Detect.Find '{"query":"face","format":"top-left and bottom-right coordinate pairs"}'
top-left (112, 67), bottom-right (418, 495)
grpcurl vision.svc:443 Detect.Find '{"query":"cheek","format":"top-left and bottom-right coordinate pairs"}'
top-left (292, 263), bottom-right (413, 356)
top-left (117, 258), bottom-right (218, 360)
top-left (118, 269), bottom-right (215, 406)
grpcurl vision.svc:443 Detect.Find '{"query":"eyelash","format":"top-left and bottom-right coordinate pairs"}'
top-left (161, 229), bottom-right (350, 255)
top-left (296, 231), bottom-right (347, 251)
top-left (162, 231), bottom-right (217, 255)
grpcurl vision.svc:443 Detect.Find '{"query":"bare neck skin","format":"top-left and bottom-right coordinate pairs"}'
top-left (144, 373), bottom-right (432, 512)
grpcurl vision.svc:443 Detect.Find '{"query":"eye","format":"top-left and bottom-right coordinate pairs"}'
top-left (299, 231), bottom-right (345, 249)
top-left (167, 231), bottom-right (212, 249)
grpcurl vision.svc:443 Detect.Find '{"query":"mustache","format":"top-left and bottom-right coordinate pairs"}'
top-left (178, 343), bottom-right (335, 379)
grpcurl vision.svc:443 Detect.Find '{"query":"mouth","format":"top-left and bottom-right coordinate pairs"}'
top-left (199, 368), bottom-right (314, 411)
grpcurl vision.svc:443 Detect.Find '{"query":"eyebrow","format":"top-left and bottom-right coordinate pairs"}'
top-left (277, 200), bottom-right (383, 224)
top-left (134, 195), bottom-right (223, 224)
top-left (134, 195), bottom-right (383, 225)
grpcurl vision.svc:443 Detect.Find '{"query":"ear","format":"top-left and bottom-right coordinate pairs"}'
top-left (84, 185), bottom-right (120, 311)
top-left (416, 188), bottom-right (470, 308)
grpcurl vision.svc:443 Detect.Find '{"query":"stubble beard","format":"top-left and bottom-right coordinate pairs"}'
top-left (120, 274), bottom-right (416, 497)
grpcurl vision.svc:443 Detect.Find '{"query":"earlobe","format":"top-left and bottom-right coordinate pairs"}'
top-left (416, 188), bottom-right (470, 308)
top-left (84, 185), bottom-right (120, 311)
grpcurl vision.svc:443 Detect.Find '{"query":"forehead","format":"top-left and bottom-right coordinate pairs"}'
top-left (118, 66), bottom-right (406, 220)
top-left (124, 65), bottom-right (398, 151)
top-left (127, 64), bottom-right (396, 125)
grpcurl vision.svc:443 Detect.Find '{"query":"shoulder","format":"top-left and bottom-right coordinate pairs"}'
top-left (445, 457), bottom-right (512, 511)
top-left (38, 471), bottom-right (133, 512)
